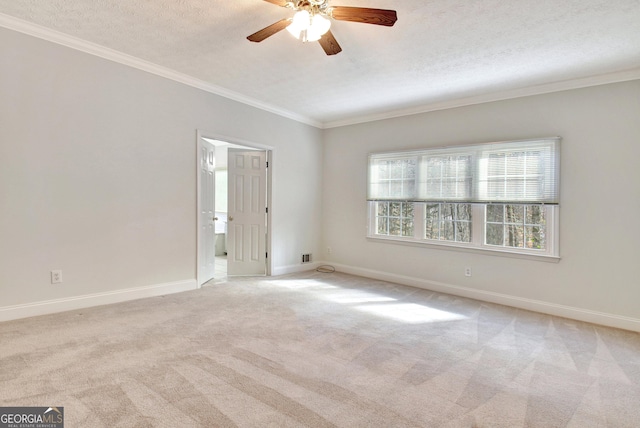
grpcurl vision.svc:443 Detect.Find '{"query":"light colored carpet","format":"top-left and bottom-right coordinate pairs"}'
top-left (1, 271), bottom-right (640, 427)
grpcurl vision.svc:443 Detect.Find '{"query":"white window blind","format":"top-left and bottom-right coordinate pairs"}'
top-left (367, 155), bottom-right (417, 200)
top-left (368, 138), bottom-right (560, 204)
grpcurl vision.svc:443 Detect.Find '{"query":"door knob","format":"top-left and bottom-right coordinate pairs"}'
top-left (228, 216), bottom-right (234, 221)
top-left (213, 216), bottom-right (218, 221)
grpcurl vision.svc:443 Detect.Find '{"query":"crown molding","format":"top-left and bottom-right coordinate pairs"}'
top-left (2, 13), bottom-right (638, 131)
top-left (322, 67), bottom-right (640, 128)
top-left (0, 13), bottom-right (323, 129)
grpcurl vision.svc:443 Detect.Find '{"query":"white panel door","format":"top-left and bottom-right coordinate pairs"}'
top-left (198, 139), bottom-right (216, 284)
top-left (227, 149), bottom-right (267, 276)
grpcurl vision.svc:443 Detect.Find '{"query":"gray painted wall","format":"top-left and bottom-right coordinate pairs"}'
top-left (322, 80), bottom-right (640, 321)
top-left (0, 27), bottom-right (323, 307)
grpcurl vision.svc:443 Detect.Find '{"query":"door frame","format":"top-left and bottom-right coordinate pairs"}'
top-left (196, 130), bottom-right (273, 287)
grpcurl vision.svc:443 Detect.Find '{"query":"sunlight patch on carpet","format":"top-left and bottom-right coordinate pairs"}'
top-left (323, 290), bottom-right (397, 304)
top-left (356, 303), bottom-right (467, 324)
top-left (267, 279), bottom-right (338, 290)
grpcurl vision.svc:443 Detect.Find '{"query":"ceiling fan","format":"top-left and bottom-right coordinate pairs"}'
top-left (247, 0), bottom-right (397, 55)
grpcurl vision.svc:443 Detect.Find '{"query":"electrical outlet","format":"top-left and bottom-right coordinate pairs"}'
top-left (327, 247), bottom-right (332, 254)
top-left (51, 270), bottom-right (63, 284)
top-left (464, 267), bottom-right (472, 277)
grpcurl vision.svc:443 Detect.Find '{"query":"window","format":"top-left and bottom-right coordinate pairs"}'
top-left (367, 138), bottom-right (560, 258)
top-left (425, 203), bottom-right (472, 243)
top-left (376, 202), bottom-right (414, 237)
top-left (485, 204), bottom-right (546, 249)
top-left (368, 156), bottom-right (416, 200)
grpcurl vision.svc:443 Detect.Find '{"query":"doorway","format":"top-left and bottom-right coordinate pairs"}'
top-left (197, 132), bottom-right (272, 286)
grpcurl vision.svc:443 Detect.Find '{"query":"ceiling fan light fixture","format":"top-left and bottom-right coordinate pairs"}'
top-left (248, 1), bottom-right (396, 56)
top-left (286, 10), bottom-right (331, 42)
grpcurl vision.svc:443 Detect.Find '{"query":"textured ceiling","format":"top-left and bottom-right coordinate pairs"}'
top-left (1, 0), bottom-right (640, 127)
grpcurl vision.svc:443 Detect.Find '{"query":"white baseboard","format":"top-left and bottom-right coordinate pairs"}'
top-left (330, 263), bottom-right (640, 332)
top-left (0, 279), bottom-right (197, 322)
top-left (272, 262), bottom-right (323, 276)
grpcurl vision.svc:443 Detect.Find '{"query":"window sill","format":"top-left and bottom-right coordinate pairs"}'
top-left (366, 235), bottom-right (560, 263)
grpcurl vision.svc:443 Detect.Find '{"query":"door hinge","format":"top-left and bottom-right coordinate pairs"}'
top-left (266, 207), bottom-right (268, 213)
top-left (266, 161), bottom-right (269, 168)
top-left (266, 252), bottom-right (268, 258)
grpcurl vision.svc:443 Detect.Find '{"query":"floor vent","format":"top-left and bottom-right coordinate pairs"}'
top-left (301, 253), bottom-right (312, 264)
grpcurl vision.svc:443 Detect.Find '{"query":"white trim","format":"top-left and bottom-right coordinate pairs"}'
top-left (329, 263), bottom-right (640, 332)
top-left (367, 235), bottom-right (560, 262)
top-left (272, 262), bottom-right (323, 276)
top-left (0, 279), bottom-right (197, 323)
top-left (323, 68), bottom-right (640, 129)
top-left (196, 130), bottom-right (203, 287)
top-left (266, 150), bottom-right (273, 277)
top-left (1, 13), bottom-right (639, 130)
top-left (0, 13), bottom-right (321, 129)
top-left (200, 132), bottom-right (275, 152)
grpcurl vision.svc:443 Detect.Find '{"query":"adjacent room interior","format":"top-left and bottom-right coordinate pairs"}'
top-left (1, 1), bottom-right (639, 426)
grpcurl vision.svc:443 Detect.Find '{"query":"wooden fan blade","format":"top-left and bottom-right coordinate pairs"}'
top-left (318, 30), bottom-right (342, 55)
top-left (330, 6), bottom-right (397, 26)
top-left (262, 0), bottom-right (290, 6)
top-left (247, 19), bottom-right (291, 42)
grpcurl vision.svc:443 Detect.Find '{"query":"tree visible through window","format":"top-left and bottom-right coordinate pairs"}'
top-left (425, 203), bottom-right (472, 242)
top-left (486, 204), bottom-right (546, 249)
top-left (376, 202), bottom-right (414, 237)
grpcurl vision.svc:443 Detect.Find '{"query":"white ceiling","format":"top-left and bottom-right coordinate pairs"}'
top-left (1, 0), bottom-right (640, 128)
